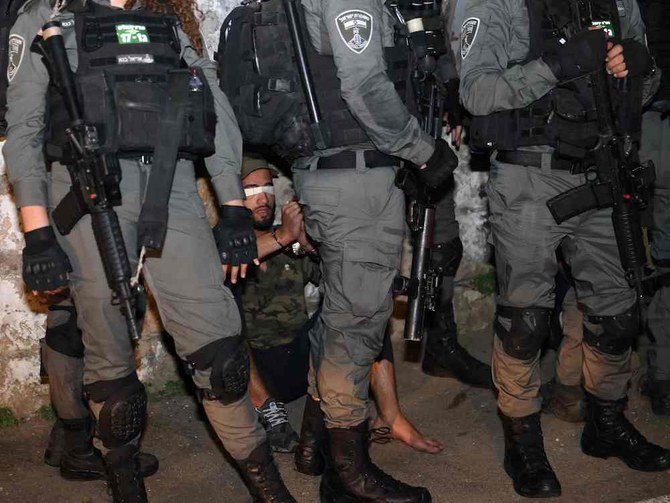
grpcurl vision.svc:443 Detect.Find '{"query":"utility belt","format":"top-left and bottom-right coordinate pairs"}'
top-left (297, 150), bottom-right (402, 170)
top-left (495, 150), bottom-right (590, 174)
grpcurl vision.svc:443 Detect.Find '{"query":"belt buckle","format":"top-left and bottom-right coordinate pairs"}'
top-left (140, 154), bottom-right (153, 164)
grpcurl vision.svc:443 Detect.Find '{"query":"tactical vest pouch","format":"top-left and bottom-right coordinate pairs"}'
top-left (44, 4), bottom-right (216, 162)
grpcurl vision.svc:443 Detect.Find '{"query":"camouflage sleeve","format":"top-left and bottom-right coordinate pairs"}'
top-left (4, 0), bottom-right (51, 208)
top-left (179, 29), bottom-right (244, 204)
top-left (458, 0), bottom-right (557, 116)
top-left (320, 0), bottom-right (435, 165)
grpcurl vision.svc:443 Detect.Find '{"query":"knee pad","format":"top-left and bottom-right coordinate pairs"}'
top-left (495, 306), bottom-right (553, 360)
top-left (45, 305), bottom-right (84, 359)
top-left (584, 303), bottom-right (640, 355)
top-left (188, 336), bottom-right (250, 405)
top-left (98, 379), bottom-right (147, 449)
top-left (431, 237), bottom-right (463, 277)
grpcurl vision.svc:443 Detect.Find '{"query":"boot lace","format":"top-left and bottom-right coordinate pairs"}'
top-left (257, 401), bottom-right (290, 429)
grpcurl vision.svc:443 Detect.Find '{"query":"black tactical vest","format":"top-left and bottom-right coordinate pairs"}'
top-left (217, 0), bottom-right (411, 160)
top-left (469, 0), bottom-right (622, 157)
top-left (639, 0), bottom-right (670, 103)
top-left (45, 1), bottom-right (216, 162)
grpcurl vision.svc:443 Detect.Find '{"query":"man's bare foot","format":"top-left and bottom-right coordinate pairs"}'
top-left (372, 414), bottom-right (444, 454)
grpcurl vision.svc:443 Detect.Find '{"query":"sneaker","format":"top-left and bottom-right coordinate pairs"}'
top-left (256, 399), bottom-right (299, 454)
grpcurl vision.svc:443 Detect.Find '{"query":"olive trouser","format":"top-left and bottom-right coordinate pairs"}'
top-left (50, 160), bottom-right (264, 459)
top-left (294, 163), bottom-right (405, 428)
top-left (487, 153), bottom-right (636, 417)
top-left (640, 110), bottom-right (670, 381)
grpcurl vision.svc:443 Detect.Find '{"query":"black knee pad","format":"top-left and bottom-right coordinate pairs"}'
top-left (495, 306), bottom-right (553, 360)
top-left (98, 379), bottom-right (147, 449)
top-left (188, 336), bottom-right (250, 404)
top-left (45, 305), bottom-right (84, 359)
top-left (584, 303), bottom-right (640, 355)
top-left (431, 237), bottom-right (463, 277)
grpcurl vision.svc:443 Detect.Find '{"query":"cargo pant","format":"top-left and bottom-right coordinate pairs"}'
top-left (639, 109), bottom-right (670, 382)
top-left (293, 161), bottom-right (405, 428)
top-left (487, 151), bottom-right (637, 417)
top-left (49, 159), bottom-right (264, 459)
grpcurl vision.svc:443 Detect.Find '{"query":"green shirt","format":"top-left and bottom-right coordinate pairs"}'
top-left (241, 249), bottom-right (318, 349)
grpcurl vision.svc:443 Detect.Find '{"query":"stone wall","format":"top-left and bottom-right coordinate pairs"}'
top-left (0, 0), bottom-right (491, 418)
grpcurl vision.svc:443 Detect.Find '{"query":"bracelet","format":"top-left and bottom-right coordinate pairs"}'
top-left (271, 227), bottom-right (285, 249)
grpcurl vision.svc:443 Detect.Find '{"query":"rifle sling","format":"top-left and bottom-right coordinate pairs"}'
top-left (137, 70), bottom-right (188, 251)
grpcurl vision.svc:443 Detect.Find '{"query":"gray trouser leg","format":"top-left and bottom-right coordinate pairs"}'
top-left (50, 160), bottom-right (264, 459)
top-left (41, 343), bottom-right (88, 420)
top-left (294, 165), bottom-right (404, 428)
top-left (648, 283), bottom-right (670, 381)
top-left (487, 159), bottom-right (636, 416)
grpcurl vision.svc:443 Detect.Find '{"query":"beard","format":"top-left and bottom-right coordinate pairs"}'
top-left (252, 206), bottom-right (274, 231)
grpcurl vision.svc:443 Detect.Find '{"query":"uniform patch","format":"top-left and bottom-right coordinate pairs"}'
top-left (115, 24), bottom-right (150, 44)
top-left (117, 54), bottom-right (155, 64)
top-left (460, 17), bottom-right (480, 59)
top-left (335, 9), bottom-right (373, 54)
top-left (7, 34), bottom-right (25, 82)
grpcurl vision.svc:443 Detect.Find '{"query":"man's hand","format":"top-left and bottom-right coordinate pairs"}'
top-left (297, 220), bottom-right (316, 255)
top-left (275, 201), bottom-right (303, 246)
top-left (444, 113), bottom-right (463, 148)
top-left (213, 206), bottom-right (259, 284)
top-left (543, 29), bottom-right (607, 81)
top-left (22, 226), bottom-right (72, 293)
top-left (606, 39), bottom-right (653, 79)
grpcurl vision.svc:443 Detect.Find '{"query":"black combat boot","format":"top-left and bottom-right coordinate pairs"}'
top-left (500, 412), bottom-right (561, 498)
top-left (541, 379), bottom-right (585, 423)
top-left (320, 423), bottom-right (431, 503)
top-left (44, 418), bottom-right (159, 480)
top-left (581, 393), bottom-right (670, 471)
top-left (422, 302), bottom-right (492, 389)
top-left (105, 444), bottom-right (148, 503)
top-left (237, 442), bottom-right (297, 503)
top-left (295, 395), bottom-right (326, 476)
top-left (642, 378), bottom-right (670, 417)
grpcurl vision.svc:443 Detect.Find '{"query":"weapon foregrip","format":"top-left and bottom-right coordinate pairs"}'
top-left (612, 204), bottom-right (646, 291)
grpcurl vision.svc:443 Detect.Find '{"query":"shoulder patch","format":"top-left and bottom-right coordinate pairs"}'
top-left (335, 9), bottom-right (373, 54)
top-left (460, 17), bottom-right (480, 60)
top-left (7, 34), bottom-right (26, 82)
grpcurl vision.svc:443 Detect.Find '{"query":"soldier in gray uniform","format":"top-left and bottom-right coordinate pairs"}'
top-left (459, 0), bottom-right (670, 497)
top-left (218, 0), bottom-right (457, 499)
top-left (293, 1), bottom-right (457, 501)
top-left (4, 0), bottom-right (295, 500)
top-left (638, 0), bottom-right (670, 417)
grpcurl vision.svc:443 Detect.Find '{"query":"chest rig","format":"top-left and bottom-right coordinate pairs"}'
top-left (45, 1), bottom-right (215, 162)
top-left (469, 0), bottom-right (631, 159)
top-left (217, 0), bottom-right (411, 160)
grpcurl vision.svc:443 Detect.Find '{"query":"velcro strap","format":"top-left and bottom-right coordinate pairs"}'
top-left (316, 150), bottom-right (401, 170)
top-left (267, 77), bottom-right (295, 93)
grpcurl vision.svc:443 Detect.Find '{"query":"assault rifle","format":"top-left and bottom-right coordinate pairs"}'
top-left (546, 1), bottom-right (654, 302)
top-left (35, 22), bottom-right (142, 342)
top-left (390, 4), bottom-right (450, 342)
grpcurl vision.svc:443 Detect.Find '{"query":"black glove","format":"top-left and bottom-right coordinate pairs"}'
top-left (543, 29), bottom-right (607, 81)
top-left (22, 226), bottom-right (72, 291)
top-left (212, 206), bottom-right (258, 266)
top-left (443, 79), bottom-right (463, 127)
top-left (416, 138), bottom-right (458, 189)
top-left (620, 38), bottom-right (653, 78)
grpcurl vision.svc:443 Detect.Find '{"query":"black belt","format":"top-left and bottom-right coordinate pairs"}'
top-left (496, 151), bottom-right (586, 174)
top-left (316, 150), bottom-right (401, 170)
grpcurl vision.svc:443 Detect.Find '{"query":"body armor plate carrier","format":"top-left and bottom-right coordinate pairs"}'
top-left (217, 0), bottom-right (411, 159)
top-left (45, 2), bottom-right (215, 162)
top-left (469, 0), bottom-right (643, 159)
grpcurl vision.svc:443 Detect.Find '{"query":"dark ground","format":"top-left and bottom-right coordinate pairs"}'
top-left (1, 328), bottom-right (669, 503)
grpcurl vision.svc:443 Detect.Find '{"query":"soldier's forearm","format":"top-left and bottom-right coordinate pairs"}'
top-left (20, 205), bottom-right (50, 232)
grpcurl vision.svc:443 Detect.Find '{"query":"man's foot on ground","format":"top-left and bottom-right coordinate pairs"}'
top-left (256, 399), bottom-right (299, 453)
top-left (371, 415), bottom-right (444, 454)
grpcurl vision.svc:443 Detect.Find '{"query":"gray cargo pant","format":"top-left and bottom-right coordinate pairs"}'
top-left (640, 109), bottom-right (670, 381)
top-left (293, 162), bottom-right (405, 428)
top-left (487, 153), bottom-right (636, 417)
top-left (49, 159), bottom-right (264, 459)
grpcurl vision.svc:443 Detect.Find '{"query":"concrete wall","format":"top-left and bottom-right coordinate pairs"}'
top-left (0, 0), bottom-right (491, 418)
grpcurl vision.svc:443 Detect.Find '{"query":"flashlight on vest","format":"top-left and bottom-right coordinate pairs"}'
top-left (407, 17), bottom-right (436, 74)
